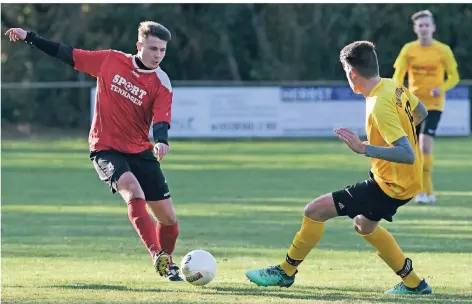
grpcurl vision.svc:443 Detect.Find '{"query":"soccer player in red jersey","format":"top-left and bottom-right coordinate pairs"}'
top-left (6, 21), bottom-right (183, 281)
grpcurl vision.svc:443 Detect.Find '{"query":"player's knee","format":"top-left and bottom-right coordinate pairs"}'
top-left (354, 224), bottom-right (376, 235)
top-left (353, 215), bottom-right (377, 235)
top-left (117, 172), bottom-right (145, 201)
top-left (423, 146), bottom-right (433, 154)
top-left (147, 198), bottom-right (177, 225)
top-left (161, 213), bottom-right (177, 225)
top-left (353, 218), bottom-right (364, 234)
top-left (304, 195), bottom-right (332, 222)
top-left (165, 199), bottom-right (177, 225)
top-left (419, 135), bottom-right (433, 154)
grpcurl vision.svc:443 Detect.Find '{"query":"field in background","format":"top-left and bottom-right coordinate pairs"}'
top-left (2, 137), bottom-right (472, 304)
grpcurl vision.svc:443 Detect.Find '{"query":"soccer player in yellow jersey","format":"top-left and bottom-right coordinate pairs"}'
top-left (246, 41), bottom-right (432, 295)
top-left (393, 10), bottom-right (460, 204)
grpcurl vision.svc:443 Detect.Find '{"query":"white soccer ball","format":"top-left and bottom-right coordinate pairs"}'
top-left (180, 250), bottom-right (217, 286)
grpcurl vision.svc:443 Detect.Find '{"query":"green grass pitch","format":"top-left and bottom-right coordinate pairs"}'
top-left (2, 137), bottom-right (472, 304)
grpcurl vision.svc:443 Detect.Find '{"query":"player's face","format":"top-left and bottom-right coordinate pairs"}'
top-left (343, 64), bottom-right (362, 94)
top-left (137, 36), bottom-right (167, 69)
top-left (414, 17), bottom-right (435, 40)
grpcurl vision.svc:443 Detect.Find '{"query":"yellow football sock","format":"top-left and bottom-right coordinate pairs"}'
top-left (280, 216), bottom-right (324, 276)
top-left (360, 226), bottom-right (422, 288)
top-left (422, 153), bottom-right (434, 195)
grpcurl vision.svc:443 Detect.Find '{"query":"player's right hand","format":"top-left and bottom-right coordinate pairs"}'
top-left (4, 28), bottom-right (27, 42)
top-left (154, 142), bottom-right (170, 162)
top-left (335, 128), bottom-right (367, 155)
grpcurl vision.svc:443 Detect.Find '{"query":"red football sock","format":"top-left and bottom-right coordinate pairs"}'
top-left (128, 198), bottom-right (160, 257)
top-left (156, 221), bottom-right (179, 263)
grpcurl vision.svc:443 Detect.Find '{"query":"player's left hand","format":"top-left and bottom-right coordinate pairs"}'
top-left (154, 142), bottom-right (170, 161)
top-left (335, 128), bottom-right (367, 154)
top-left (430, 88), bottom-right (442, 98)
top-left (4, 28), bottom-right (27, 42)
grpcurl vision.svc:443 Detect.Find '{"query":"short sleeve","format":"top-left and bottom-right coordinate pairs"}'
top-left (152, 68), bottom-right (173, 125)
top-left (372, 98), bottom-right (407, 145)
top-left (406, 89), bottom-right (420, 110)
top-left (72, 49), bottom-right (112, 77)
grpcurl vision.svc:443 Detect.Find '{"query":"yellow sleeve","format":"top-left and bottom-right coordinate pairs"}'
top-left (406, 89), bottom-right (420, 110)
top-left (393, 45), bottom-right (409, 85)
top-left (439, 46), bottom-right (460, 92)
top-left (372, 98), bottom-right (407, 145)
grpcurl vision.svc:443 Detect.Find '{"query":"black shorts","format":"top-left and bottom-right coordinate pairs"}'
top-left (416, 110), bottom-right (442, 138)
top-left (90, 149), bottom-right (171, 201)
top-left (332, 172), bottom-right (411, 222)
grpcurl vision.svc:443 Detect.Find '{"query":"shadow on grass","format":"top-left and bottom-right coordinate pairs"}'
top-left (46, 283), bottom-right (472, 303)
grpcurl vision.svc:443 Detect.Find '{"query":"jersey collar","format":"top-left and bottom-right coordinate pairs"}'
top-left (132, 55), bottom-right (160, 73)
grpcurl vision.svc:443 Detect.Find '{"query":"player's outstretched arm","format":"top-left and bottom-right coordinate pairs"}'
top-left (5, 28), bottom-right (74, 67)
top-left (335, 128), bottom-right (415, 165)
top-left (365, 136), bottom-right (415, 164)
top-left (5, 28), bottom-right (110, 77)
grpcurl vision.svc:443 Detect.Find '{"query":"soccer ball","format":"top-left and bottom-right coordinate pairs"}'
top-left (180, 250), bottom-right (217, 286)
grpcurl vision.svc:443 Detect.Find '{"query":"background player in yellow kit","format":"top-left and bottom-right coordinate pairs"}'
top-left (245, 41), bottom-right (432, 295)
top-left (393, 10), bottom-right (460, 204)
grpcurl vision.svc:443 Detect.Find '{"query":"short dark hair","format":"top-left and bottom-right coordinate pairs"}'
top-left (138, 21), bottom-right (171, 42)
top-left (411, 10), bottom-right (434, 22)
top-left (339, 41), bottom-right (379, 78)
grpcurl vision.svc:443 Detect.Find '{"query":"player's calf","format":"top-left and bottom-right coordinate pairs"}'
top-left (156, 220), bottom-right (183, 282)
top-left (127, 198), bottom-right (161, 257)
top-left (148, 199), bottom-right (183, 282)
top-left (246, 193), bottom-right (340, 288)
top-left (117, 172), bottom-right (164, 259)
top-left (156, 220), bottom-right (179, 258)
top-left (148, 199), bottom-right (179, 259)
top-left (275, 195), bottom-right (335, 279)
top-left (359, 224), bottom-right (428, 294)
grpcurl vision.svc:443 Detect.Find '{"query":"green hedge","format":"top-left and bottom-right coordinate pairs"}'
top-left (2, 4), bottom-right (471, 127)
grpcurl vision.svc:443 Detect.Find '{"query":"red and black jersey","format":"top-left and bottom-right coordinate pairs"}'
top-left (73, 49), bottom-right (172, 154)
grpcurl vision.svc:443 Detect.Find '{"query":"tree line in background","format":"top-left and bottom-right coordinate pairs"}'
top-left (2, 3), bottom-right (472, 128)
